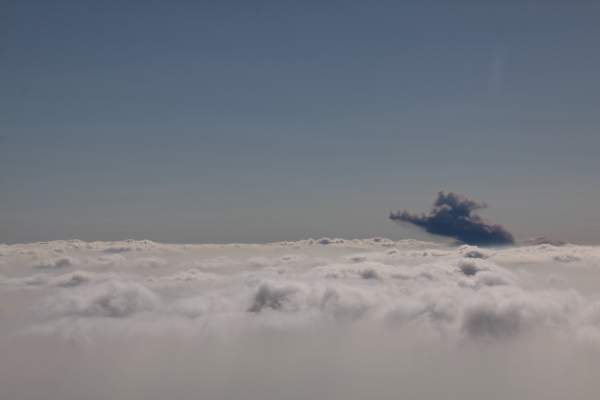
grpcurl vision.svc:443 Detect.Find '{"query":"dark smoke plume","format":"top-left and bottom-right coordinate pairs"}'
top-left (390, 191), bottom-right (515, 246)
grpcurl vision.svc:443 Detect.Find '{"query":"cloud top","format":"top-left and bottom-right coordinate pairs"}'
top-left (390, 191), bottom-right (515, 246)
top-left (2, 237), bottom-right (600, 400)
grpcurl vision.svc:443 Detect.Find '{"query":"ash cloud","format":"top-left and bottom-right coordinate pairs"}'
top-left (390, 190), bottom-right (515, 246)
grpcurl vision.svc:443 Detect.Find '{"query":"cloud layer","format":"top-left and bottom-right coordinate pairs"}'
top-left (1, 237), bottom-right (600, 399)
top-left (390, 190), bottom-right (515, 245)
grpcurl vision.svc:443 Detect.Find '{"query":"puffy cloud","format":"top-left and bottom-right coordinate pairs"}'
top-left (521, 236), bottom-right (568, 246)
top-left (178, 256), bottom-right (242, 270)
top-left (456, 258), bottom-right (494, 276)
top-left (51, 271), bottom-right (121, 288)
top-left (458, 245), bottom-right (493, 259)
top-left (311, 261), bottom-right (400, 280)
top-left (145, 269), bottom-right (226, 289)
top-left (0, 237), bottom-right (439, 260)
top-left (460, 286), bottom-right (582, 339)
top-left (390, 190), bottom-right (515, 246)
top-left (245, 254), bottom-right (309, 270)
top-left (129, 256), bottom-right (169, 269)
top-left (554, 254), bottom-right (583, 263)
top-left (103, 246), bottom-right (134, 253)
top-left (1, 270), bottom-right (127, 289)
top-left (30, 256), bottom-right (78, 269)
top-left (34, 279), bottom-right (160, 318)
top-left (2, 237), bottom-right (600, 400)
top-left (248, 280), bottom-right (305, 312)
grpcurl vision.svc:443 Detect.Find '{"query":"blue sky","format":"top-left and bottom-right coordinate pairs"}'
top-left (1, 0), bottom-right (599, 244)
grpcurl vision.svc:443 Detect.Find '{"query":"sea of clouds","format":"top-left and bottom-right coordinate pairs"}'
top-left (2, 238), bottom-right (600, 399)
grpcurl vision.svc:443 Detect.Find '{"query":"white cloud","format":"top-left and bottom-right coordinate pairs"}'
top-left (459, 286), bottom-right (583, 339)
top-left (145, 269), bottom-right (226, 289)
top-left (30, 256), bottom-right (79, 269)
top-left (33, 279), bottom-right (160, 318)
top-left (2, 238), bottom-right (600, 400)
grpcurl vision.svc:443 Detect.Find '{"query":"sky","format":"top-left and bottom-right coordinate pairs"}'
top-left (1, 0), bottom-right (600, 245)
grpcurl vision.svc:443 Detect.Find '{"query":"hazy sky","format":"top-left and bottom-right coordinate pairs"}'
top-left (1, 0), bottom-right (599, 244)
